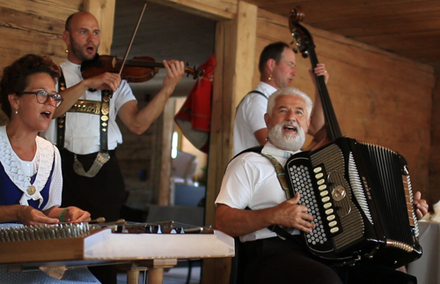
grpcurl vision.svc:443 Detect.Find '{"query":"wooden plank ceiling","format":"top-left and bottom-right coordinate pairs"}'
top-left (245, 0), bottom-right (440, 69)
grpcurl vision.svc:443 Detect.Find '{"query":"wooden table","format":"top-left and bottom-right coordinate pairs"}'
top-left (0, 227), bottom-right (235, 284)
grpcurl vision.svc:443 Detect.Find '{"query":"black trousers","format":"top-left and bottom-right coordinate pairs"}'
top-left (60, 148), bottom-right (126, 222)
top-left (241, 236), bottom-right (416, 284)
top-left (60, 149), bottom-right (126, 284)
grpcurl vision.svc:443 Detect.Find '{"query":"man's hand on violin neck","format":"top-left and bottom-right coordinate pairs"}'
top-left (162, 60), bottom-right (185, 87)
top-left (84, 72), bottom-right (122, 92)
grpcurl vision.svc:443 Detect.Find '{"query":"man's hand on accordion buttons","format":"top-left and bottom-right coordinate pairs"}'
top-left (275, 193), bottom-right (316, 233)
top-left (413, 191), bottom-right (429, 220)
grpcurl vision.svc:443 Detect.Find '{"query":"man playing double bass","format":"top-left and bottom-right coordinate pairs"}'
top-left (40, 11), bottom-right (185, 284)
top-left (233, 41), bottom-right (329, 156)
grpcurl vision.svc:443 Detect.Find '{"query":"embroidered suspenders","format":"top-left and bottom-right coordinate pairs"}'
top-left (57, 71), bottom-right (111, 177)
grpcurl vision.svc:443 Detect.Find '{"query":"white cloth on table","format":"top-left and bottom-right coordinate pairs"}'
top-left (407, 221), bottom-right (440, 284)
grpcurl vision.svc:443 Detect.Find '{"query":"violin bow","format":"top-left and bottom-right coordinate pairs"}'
top-left (118, 1), bottom-right (148, 76)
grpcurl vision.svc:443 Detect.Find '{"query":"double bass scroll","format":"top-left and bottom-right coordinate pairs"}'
top-left (289, 7), bottom-right (341, 146)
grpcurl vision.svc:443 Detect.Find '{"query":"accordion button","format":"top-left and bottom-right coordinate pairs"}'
top-left (327, 215), bottom-right (335, 221)
top-left (320, 190), bottom-right (329, 197)
top-left (315, 173), bottom-right (324, 179)
top-left (324, 202), bottom-right (332, 209)
top-left (317, 179), bottom-right (325, 185)
top-left (330, 227), bottom-right (340, 234)
top-left (313, 167), bottom-right (322, 173)
top-left (318, 185), bottom-right (327, 191)
top-left (322, 196), bottom-right (330, 203)
top-left (325, 208), bottom-right (334, 215)
top-left (329, 221), bottom-right (337, 227)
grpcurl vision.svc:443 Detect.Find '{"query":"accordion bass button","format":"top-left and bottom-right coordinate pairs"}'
top-left (325, 208), bottom-right (334, 215)
top-left (313, 167), bottom-right (322, 173)
top-left (315, 173), bottom-right (324, 179)
top-left (327, 215), bottom-right (336, 221)
top-left (330, 227), bottom-right (340, 234)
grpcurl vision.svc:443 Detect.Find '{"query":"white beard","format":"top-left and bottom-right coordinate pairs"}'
top-left (268, 121), bottom-right (306, 152)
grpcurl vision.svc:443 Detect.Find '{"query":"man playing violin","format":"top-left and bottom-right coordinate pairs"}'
top-left (40, 11), bottom-right (185, 283)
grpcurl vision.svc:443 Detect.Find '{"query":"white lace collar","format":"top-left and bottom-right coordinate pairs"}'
top-left (0, 126), bottom-right (54, 207)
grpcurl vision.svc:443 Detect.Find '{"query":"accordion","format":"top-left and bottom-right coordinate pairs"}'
top-left (285, 137), bottom-right (422, 267)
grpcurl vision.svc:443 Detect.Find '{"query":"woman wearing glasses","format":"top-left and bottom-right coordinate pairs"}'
top-left (0, 54), bottom-right (91, 225)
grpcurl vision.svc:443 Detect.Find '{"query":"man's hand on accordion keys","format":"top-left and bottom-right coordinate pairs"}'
top-left (274, 192), bottom-right (316, 233)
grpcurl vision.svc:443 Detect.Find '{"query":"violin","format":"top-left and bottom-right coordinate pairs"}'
top-left (80, 2), bottom-right (204, 84)
top-left (81, 54), bottom-right (204, 83)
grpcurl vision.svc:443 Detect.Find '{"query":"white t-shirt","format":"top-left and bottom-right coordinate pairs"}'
top-left (41, 60), bottom-right (136, 154)
top-left (215, 142), bottom-right (300, 242)
top-left (233, 82), bottom-right (277, 156)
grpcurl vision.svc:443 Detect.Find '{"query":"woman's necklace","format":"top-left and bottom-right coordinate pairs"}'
top-left (22, 159), bottom-right (37, 196)
top-left (27, 182), bottom-right (36, 195)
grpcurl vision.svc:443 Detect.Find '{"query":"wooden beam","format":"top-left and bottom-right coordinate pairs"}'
top-left (158, 101), bottom-right (175, 205)
top-left (150, 0), bottom-right (237, 20)
top-left (233, 1), bottom-right (258, 107)
top-left (202, 2), bottom-right (257, 284)
top-left (83, 0), bottom-right (115, 55)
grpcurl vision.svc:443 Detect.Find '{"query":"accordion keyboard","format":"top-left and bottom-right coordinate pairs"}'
top-left (287, 161), bottom-right (341, 252)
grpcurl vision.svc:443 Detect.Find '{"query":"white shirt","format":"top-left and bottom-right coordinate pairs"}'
top-left (0, 126), bottom-right (62, 210)
top-left (233, 82), bottom-right (277, 156)
top-left (215, 142), bottom-right (301, 242)
top-left (41, 60), bottom-right (136, 154)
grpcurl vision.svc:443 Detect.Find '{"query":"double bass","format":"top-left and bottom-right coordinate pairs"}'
top-left (283, 6), bottom-right (422, 268)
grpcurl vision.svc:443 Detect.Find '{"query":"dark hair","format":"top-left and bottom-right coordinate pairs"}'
top-left (0, 54), bottom-right (60, 118)
top-left (258, 42), bottom-right (290, 74)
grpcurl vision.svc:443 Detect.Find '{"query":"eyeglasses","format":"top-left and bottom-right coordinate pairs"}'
top-left (18, 90), bottom-right (64, 107)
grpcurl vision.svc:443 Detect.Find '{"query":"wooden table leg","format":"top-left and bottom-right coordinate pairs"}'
top-left (126, 259), bottom-right (177, 284)
top-left (126, 267), bottom-right (141, 284)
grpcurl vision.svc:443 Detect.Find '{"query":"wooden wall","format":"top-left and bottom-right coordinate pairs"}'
top-left (0, 0), bottom-right (115, 125)
top-left (0, 1), bottom-right (438, 283)
top-left (429, 69), bottom-right (440, 207)
top-left (0, 0), bottom-right (435, 210)
top-left (252, 9), bottom-right (435, 205)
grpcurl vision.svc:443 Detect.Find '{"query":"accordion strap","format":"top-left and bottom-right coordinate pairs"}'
top-left (260, 153), bottom-right (293, 199)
